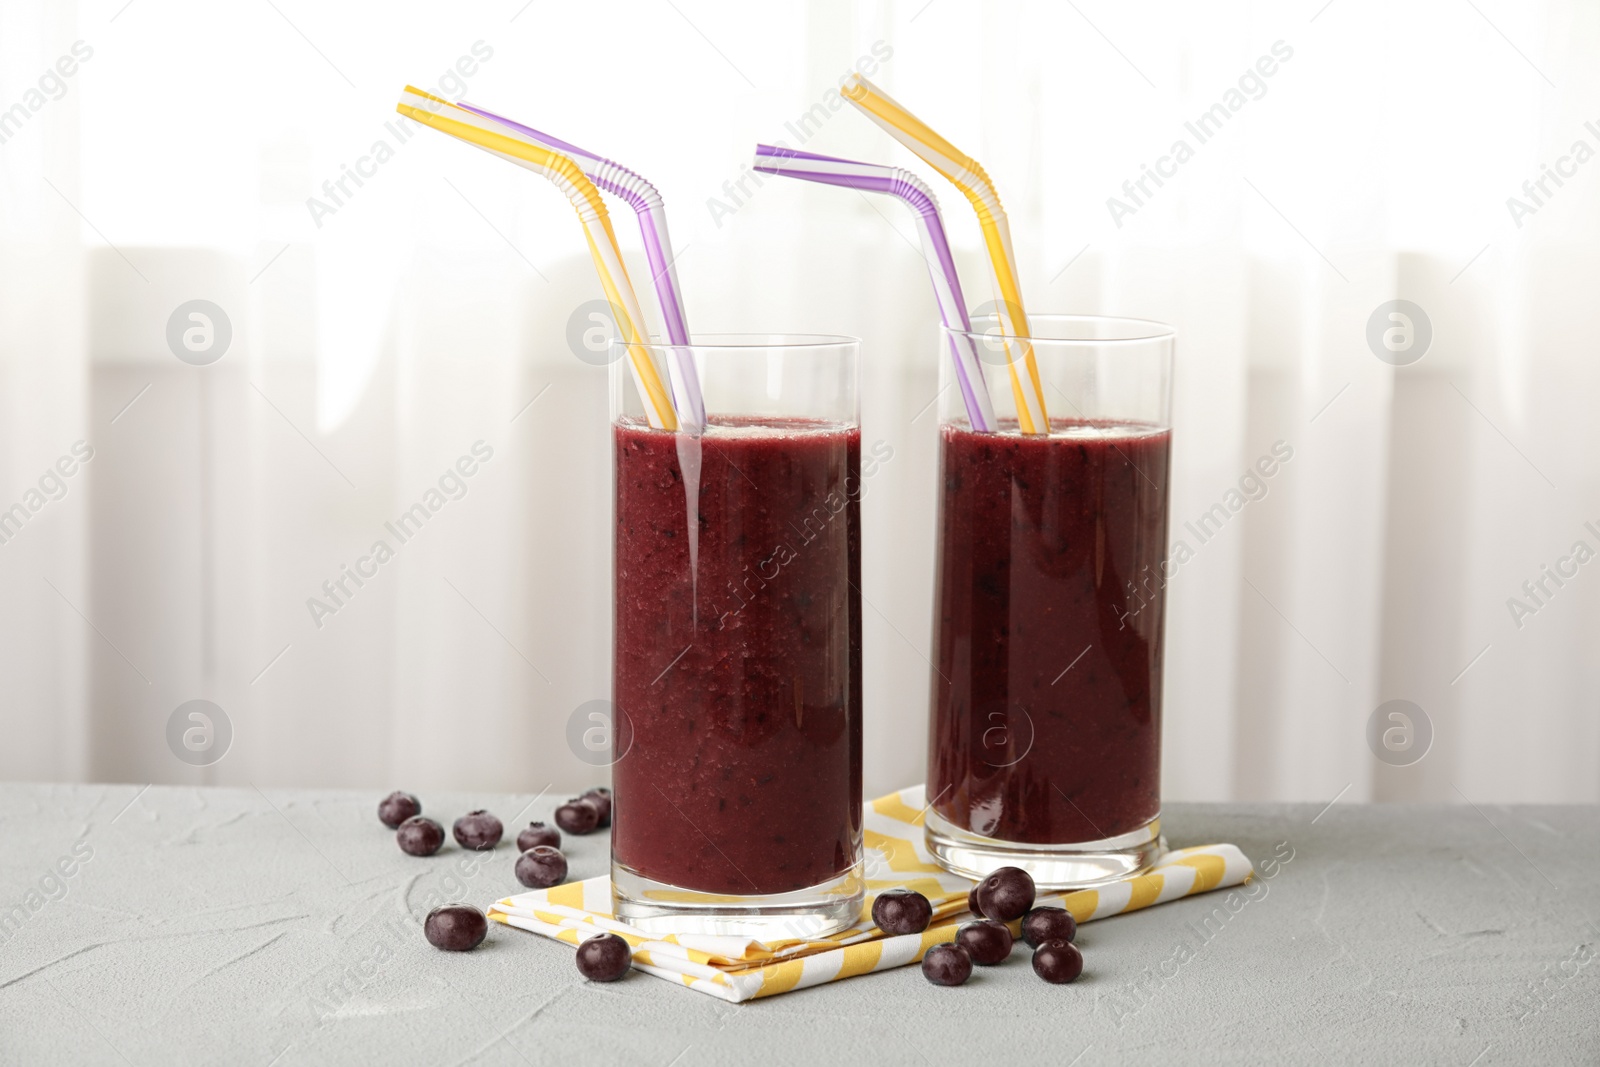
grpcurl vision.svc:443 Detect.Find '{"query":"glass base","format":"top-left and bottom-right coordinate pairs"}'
top-left (611, 860), bottom-right (864, 939)
top-left (925, 810), bottom-right (1164, 891)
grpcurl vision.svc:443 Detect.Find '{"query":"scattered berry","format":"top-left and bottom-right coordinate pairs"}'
top-left (575, 933), bottom-right (632, 981)
top-left (515, 846), bottom-right (569, 889)
top-left (1021, 906), bottom-right (1076, 947)
top-left (581, 787), bottom-right (612, 828)
top-left (555, 799), bottom-right (600, 835)
top-left (424, 904), bottom-right (487, 951)
top-left (955, 919), bottom-right (1013, 965)
top-left (975, 866), bottom-right (1035, 922)
top-left (397, 815), bottom-right (445, 857)
top-left (516, 821), bottom-right (561, 853)
top-left (967, 884), bottom-right (983, 917)
top-left (453, 810), bottom-right (503, 851)
top-left (921, 943), bottom-right (973, 986)
top-left (871, 889), bottom-right (933, 936)
top-left (1032, 939), bottom-right (1084, 984)
top-left (378, 791), bottom-right (421, 829)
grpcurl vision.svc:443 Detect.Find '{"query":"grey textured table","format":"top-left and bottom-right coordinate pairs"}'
top-left (1, 786), bottom-right (1595, 1065)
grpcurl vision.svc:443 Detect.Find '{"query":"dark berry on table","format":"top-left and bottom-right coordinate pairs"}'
top-left (453, 810), bottom-right (503, 851)
top-left (378, 791), bottom-right (421, 829)
top-left (975, 866), bottom-right (1035, 922)
top-left (397, 815), bottom-right (445, 857)
top-left (967, 884), bottom-right (983, 917)
top-left (424, 904), bottom-right (487, 951)
top-left (955, 919), bottom-right (1013, 965)
top-left (555, 798), bottom-right (600, 835)
top-left (575, 933), bottom-right (632, 981)
top-left (515, 846), bottom-right (569, 889)
top-left (871, 889), bottom-right (933, 936)
top-left (516, 821), bottom-right (561, 853)
top-left (1032, 939), bottom-right (1084, 984)
top-left (921, 943), bottom-right (973, 986)
top-left (1022, 905), bottom-right (1076, 947)
top-left (581, 787), bottom-right (612, 828)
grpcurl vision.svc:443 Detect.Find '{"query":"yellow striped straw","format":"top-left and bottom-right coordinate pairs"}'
top-left (396, 86), bottom-right (678, 431)
top-left (841, 75), bottom-right (1049, 434)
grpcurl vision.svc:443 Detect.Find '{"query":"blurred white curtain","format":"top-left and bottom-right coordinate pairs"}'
top-left (0, 0), bottom-right (89, 782)
top-left (2, 0), bottom-right (1596, 804)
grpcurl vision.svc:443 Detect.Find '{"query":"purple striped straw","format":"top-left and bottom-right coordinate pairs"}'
top-left (753, 144), bottom-right (995, 431)
top-left (459, 103), bottom-right (695, 352)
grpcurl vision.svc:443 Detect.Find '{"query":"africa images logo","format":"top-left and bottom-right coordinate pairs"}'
top-left (305, 41), bottom-right (494, 229)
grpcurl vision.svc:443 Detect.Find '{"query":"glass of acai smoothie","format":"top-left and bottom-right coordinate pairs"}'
top-left (925, 314), bottom-right (1174, 889)
top-left (608, 334), bottom-right (862, 937)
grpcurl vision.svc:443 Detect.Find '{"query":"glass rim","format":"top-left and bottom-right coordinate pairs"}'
top-left (946, 313), bottom-right (1176, 345)
top-left (611, 333), bottom-right (859, 353)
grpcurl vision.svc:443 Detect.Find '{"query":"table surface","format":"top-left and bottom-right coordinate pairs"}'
top-left (1, 785), bottom-right (1595, 1066)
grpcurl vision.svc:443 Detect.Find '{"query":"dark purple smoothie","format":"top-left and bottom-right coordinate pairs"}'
top-left (612, 416), bottom-right (862, 896)
top-left (929, 419), bottom-right (1170, 845)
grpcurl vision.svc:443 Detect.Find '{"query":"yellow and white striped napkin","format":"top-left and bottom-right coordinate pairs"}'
top-left (488, 784), bottom-right (1253, 1003)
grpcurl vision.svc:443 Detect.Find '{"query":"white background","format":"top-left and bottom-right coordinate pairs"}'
top-left (1, 0), bottom-right (1596, 806)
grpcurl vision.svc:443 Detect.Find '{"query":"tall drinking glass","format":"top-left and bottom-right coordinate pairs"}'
top-left (609, 334), bottom-right (863, 937)
top-left (925, 314), bottom-right (1174, 889)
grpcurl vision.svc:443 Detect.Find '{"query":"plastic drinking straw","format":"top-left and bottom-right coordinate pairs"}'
top-left (753, 144), bottom-right (995, 432)
top-left (457, 105), bottom-right (694, 351)
top-left (395, 86), bottom-right (683, 432)
top-left (841, 74), bottom-right (1049, 434)
top-left (452, 103), bottom-right (705, 431)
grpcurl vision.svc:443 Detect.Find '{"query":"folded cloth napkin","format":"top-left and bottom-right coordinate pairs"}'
top-left (489, 784), bottom-right (1253, 1002)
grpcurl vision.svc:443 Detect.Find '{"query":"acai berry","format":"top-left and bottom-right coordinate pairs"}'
top-left (453, 810), bottom-right (503, 851)
top-left (1021, 905), bottom-right (1076, 947)
top-left (975, 866), bottom-right (1035, 922)
top-left (516, 821), bottom-right (561, 853)
top-left (1032, 939), bottom-right (1084, 984)
top-left (424, 905), bottom-right (487, 951)
top-left (575, 933), bottom-right (632, 981)
top-left (378, 791), bottom-right (421, 829)
top-left (871, 889), bottom-right (933, 936)
top-left (515, 846), bottom-right (568, 889)
top-left (397, 816), bottom-right (445, 857)
top-left (554, 799), bottom-right (600, 835)
top-left (921, 943), bottom-right (973, 987)
top-left (580, 787), bottom-right (612, 828)
top-left (955, 919), bottom-right (1013, 965)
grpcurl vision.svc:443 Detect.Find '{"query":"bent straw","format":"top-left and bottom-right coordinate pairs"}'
top-left (396, 86), bottom-right (681, 431)
top-left (841, 74), bottom-right (1049, 434)
top-left (455, 105), bottom-right (692, 345)
top-left (753, 144), bottom-right (995, 432)
top-left (453, 105), bottom-right (703, 429)
top-left (456, 103), bottom-right (704, 423)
